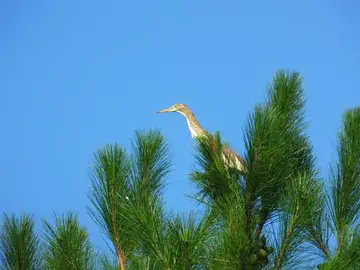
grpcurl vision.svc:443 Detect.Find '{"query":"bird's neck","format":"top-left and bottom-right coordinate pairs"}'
top-left (178, 110), bottom-right (206, 138)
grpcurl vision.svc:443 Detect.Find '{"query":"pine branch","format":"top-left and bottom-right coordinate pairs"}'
top-left (0, 213), bottom-right (43, 270)
top-left (274, 207), bottom-right (301, 270)
top-left (190, 132), bottom-right (236, 204)
top-left (87, 130), bottom-right (171, 269)
top-left (87, 143), bottom-right (131, 269)
top-left (42, 212), bottom-right (97, 270)
top-left (243, 70), bottom-right (314, 228)
top-left (330, 107), bottom-right (360, 252)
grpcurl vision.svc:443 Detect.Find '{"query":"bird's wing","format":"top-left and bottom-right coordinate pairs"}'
top-left (222, 144), bottom-right (244, 163)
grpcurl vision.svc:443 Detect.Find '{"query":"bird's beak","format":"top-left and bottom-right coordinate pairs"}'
top-left (157, 106), bottom-right (174, 114)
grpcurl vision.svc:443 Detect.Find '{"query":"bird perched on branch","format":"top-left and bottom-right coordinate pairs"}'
top-left (157, 103), bottom-right (246, 172)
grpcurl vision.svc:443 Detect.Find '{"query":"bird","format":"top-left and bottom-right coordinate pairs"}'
top-left (157, 103), bottom-right (246, 172)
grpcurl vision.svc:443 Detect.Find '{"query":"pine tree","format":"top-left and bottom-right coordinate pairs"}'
top-left (1, 70), bottom-right (359, 269)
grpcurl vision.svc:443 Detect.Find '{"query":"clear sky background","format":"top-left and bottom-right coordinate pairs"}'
top-left (1, 1), bottom-right (359, 254)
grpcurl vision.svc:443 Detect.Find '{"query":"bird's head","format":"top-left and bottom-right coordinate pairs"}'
top-left (157, 103), bottom-right (189, 114)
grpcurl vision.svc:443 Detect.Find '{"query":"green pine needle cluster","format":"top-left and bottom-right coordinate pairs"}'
top-left (1, 70), bottom-right (359, 269)
top-left (0, 213), bottom-right (42, 270)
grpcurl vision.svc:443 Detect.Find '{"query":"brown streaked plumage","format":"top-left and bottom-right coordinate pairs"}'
top-left (157, 103), bottom-right (246, 172)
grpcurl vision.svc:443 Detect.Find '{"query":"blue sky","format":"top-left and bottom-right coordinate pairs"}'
top-left (1, 1), bottom-right (359, 254)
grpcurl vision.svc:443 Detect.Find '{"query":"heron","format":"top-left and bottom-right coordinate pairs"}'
top-left (157, 103), bottom-right (246, 172)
